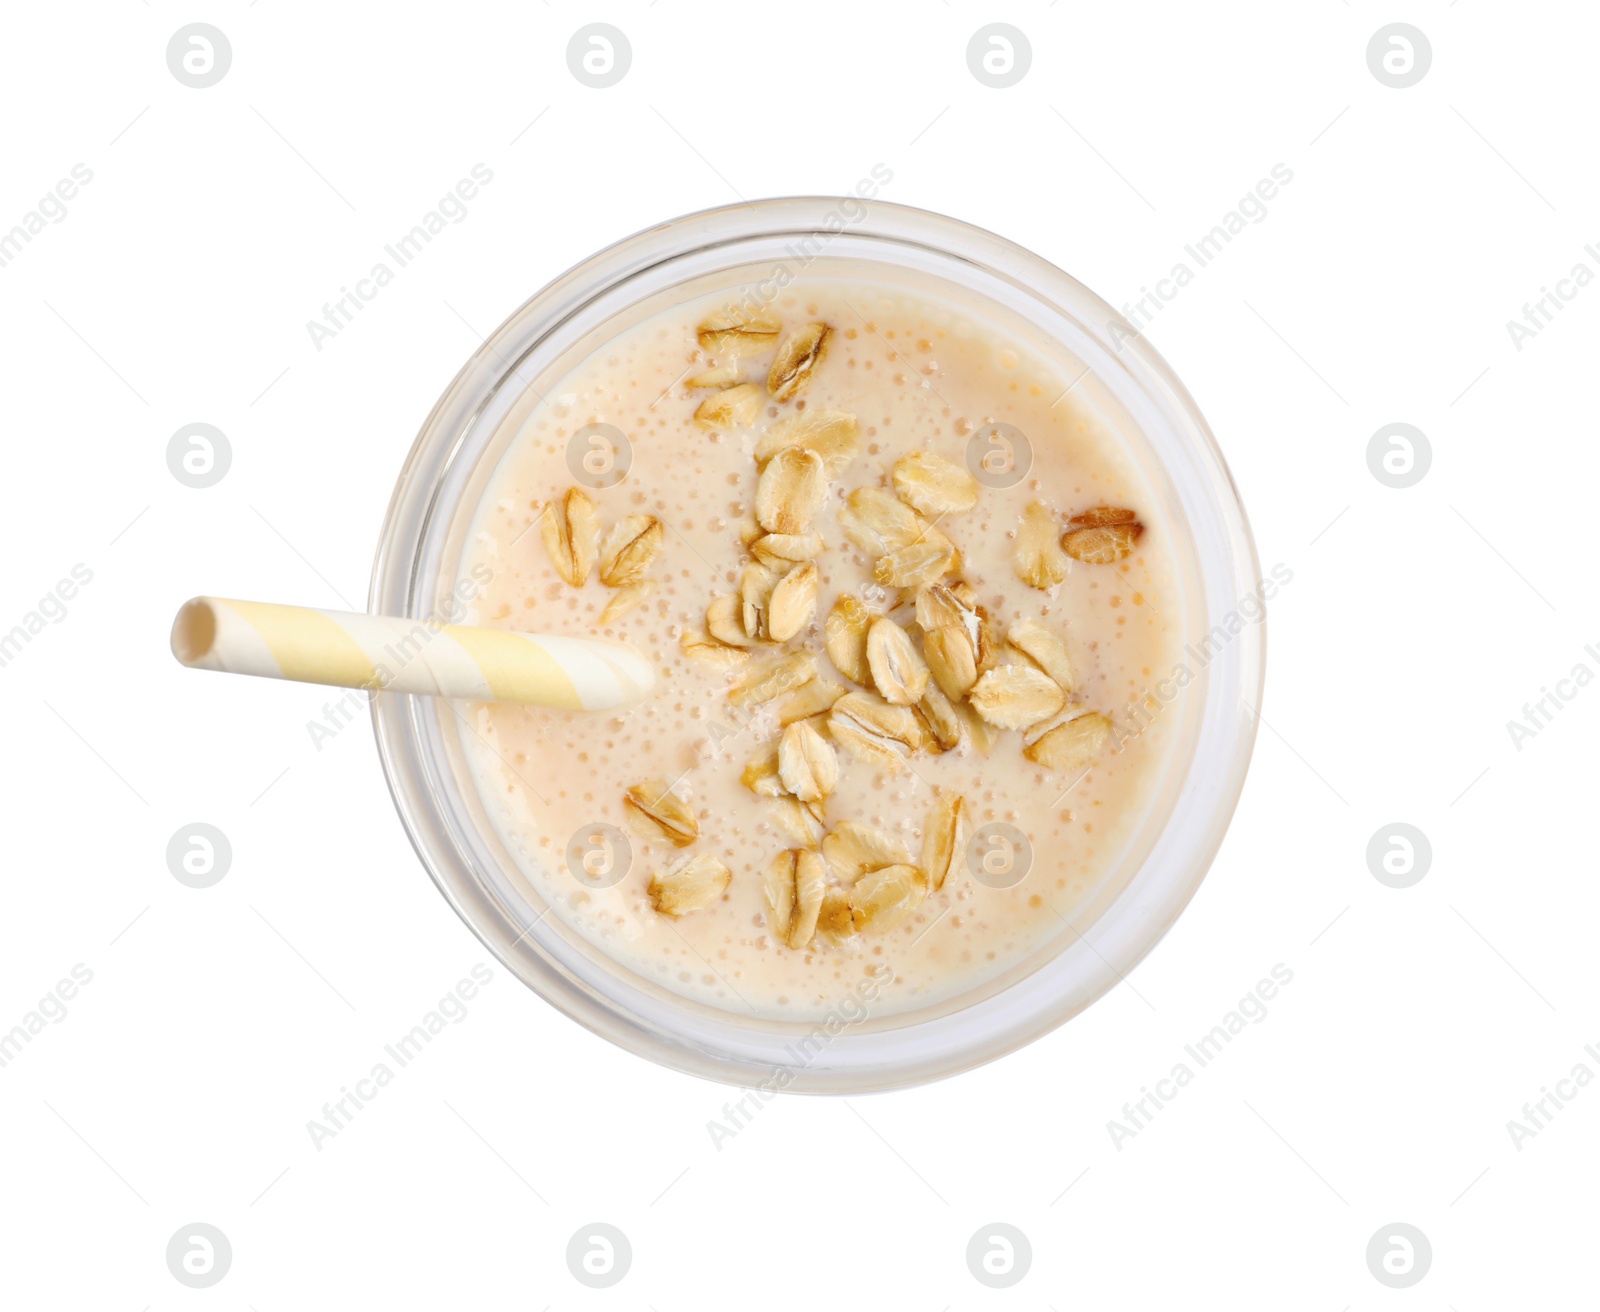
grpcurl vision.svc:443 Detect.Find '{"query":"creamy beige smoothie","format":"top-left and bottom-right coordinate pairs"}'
top-left (452, 277), bottom-right (1186, 1021)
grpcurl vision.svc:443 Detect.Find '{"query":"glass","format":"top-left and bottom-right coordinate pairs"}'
top-left (370, 198), bottom-right (1264, 1091)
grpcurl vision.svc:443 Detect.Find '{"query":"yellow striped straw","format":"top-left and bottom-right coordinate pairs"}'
top-left (170, 597), bottom-right (653, 711)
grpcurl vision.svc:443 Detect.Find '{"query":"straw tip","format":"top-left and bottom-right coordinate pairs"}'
top-left (171, 597), bottom-right (217, 665)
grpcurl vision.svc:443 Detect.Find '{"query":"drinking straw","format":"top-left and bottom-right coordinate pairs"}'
top-left (171, 597), bottom-right (653, 710)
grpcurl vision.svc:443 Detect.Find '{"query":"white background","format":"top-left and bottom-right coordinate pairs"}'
top-left (2, 1), bottom-right (1595, 1305)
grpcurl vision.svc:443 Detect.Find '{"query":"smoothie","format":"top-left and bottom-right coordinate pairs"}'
top-left (452, 277), bottom-right (1187, 1020)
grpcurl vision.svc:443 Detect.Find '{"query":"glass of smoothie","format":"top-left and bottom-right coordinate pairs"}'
top-left (371, 198), bottom-right (1264, 1091)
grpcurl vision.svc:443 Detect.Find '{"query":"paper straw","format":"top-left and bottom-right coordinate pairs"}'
top-left (171, 597), bottom-right (653, 711)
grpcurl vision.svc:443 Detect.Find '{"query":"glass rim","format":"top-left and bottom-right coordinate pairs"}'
top-left (369, 196), bottom-right (1266, 1092)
